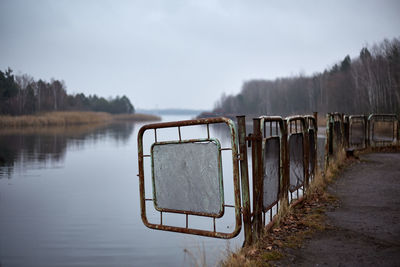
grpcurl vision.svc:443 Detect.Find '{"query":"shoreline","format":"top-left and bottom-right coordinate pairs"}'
top-left (0, 111), bottom-right (161, 128)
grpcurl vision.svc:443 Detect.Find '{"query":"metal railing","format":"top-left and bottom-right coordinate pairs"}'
top-left (137, 117), bottom-right (245, 239)
top-left (137, 112), bottom-right (398, 246)
top-left (368, 114), bottom-right (399, 147)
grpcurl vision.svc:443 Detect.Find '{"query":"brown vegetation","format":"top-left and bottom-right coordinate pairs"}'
top-left (221, 150), bottom-right (349, 267)
top-left (0, 111), bottom-right (160, 128)
top-left (112, 113), bottom-right (161, 122)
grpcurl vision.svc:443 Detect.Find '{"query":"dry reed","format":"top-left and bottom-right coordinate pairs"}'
top-left (221, 148), bottom-right (349, 267)
top-left (0, 111), bottom-right (160, 128)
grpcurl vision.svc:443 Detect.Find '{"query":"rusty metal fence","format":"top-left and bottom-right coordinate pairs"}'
top-left (368, 114), bottom-right (399, 147)
top-left (137, 112), bottom-right (398, 246)
top-left (286, 116), bottom-right (308, 202)
top-left (348, 115), bottom-right (367, 149)
top-left (259, 116), bottom-right (286, 227)
top-left (137, 117), bottom-right (246, 239)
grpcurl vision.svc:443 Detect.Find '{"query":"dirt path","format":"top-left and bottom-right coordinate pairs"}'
top-left (279, 152), bottom-right (400, 266)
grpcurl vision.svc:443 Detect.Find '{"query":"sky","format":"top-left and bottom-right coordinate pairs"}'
top-left (1, 0), bottom-right (399, 110)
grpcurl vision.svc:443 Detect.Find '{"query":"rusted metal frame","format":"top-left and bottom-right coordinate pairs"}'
top-left (324, 113), bottom-right (332, 171)
top-left (313, 112), bottom-right (319, 133)
top-left (137, 117), bottom-right (242, 239)
top-left (397, 118), bottom-right (400, 146)
top-left (365, 115), bottom-right (370, 148)
top-left (259, 116), bottom-right (287, 224)
top-left (343, 115), bottom-right (350, 148)
top-left (150, 138), bottom-right (225, 218)
top-left (304, 115), bottom-right (318, 181)
top-left (368, 114), bottom-right (398, 147)
top-left (251, 118), bottom-right (264, 240)
top-left (348, 115), bottom-right (367, 150)
top-left (286, 116), bottom-right (309, 196)
top-left (331, 112), bottom-right (345, 150)
top-left (236, 115), bottom-right (252, 246)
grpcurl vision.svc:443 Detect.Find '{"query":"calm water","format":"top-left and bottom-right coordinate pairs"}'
top-left (0, 115), bottom-right (244, 267)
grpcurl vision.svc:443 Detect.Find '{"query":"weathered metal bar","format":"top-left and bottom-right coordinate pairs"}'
top-left (137, 117), bottom-right (242, 239)
top-left (325, 113), bottom-right (332, 170)
top-left (236, 115), bottom-right (252, 246)
top-left (252, 118), bottom-right (263, 240)
top-left (281, 121), bottom-right (289, 205)
top-left (313, 112), bottom-right (318, 133)
top-left (286, 115), bottom-right (309, 194)
top-left (368, 114), bottom-right (398, 147)
top-left (213, 218), bottom-right (216, 232)
top-left (365, 115), bottom-right (369, 148)
top-left (348, 115), bottom-right (367, 150)
top-left (305, 115), bottom-right (317, 182)
top-left (343, 115), bottom-right (349, 148)
top-left (259, 116), bottom-right (286, 212)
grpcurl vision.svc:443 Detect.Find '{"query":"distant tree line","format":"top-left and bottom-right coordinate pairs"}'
top-left (0, 71), bottom-right (134, 115)
top-left (212, 37), bottom-right (400, 117)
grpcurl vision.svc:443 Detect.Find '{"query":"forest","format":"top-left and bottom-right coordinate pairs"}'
top-left (212, 38), bottom-right (400, 117)
top-left (0, 71), bottom-right (134, 115)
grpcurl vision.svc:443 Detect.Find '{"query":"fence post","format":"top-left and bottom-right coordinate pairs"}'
top-left (364, 115), bottom-right (369, 148)
top-left (280, 121), bottom-right (289, 205)
top-left (325, 113), bottom-right (332, 171)
top-left (398, 118), bottom-right (400, 146)
top-left (252, 118), bottom-right (263, 240)
top-left (303, 118), bottom-right (310, 191)
top-left (343, 115), bottom-right (349, 149)
top-left (340, 113), bottom-right (345, 149)
top-left (313, 112), bottom-right (319, 174)
top-left (313, 112), bottom-right (318, 133)
top-left (236, 116), bottom-right (252, 246)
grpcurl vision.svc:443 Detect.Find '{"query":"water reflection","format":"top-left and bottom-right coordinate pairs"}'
top-left (0, 122), bottom-right (135, 178)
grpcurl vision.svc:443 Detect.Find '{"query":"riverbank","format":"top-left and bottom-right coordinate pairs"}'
top-left (0, 111), bottom-right (160, 128)
top-left (222, 148), bottom-right (400, 266)
top-left (276, 151), bottom-right (400, 266)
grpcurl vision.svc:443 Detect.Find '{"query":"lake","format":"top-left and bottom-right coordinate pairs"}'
top-left (0, 114), bottom-right (327, 267)
top-left (0, 115), bottom-right (244, 267)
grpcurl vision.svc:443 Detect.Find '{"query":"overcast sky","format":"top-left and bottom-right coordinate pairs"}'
top-left (1, 0), bottom-right (399, 110)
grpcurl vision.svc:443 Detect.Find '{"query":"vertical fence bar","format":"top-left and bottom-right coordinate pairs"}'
top-left (303, 119), bottom-right (310, 191)
top-left (280, 121), bottom-right (289, 205)
top-left (325, 113), bottom-right (332, 171)
top-left (365, 115), bottom-right (369, 148)
top-left (237, 116), bottom-right (252, 246)
top-left (398, 119), bottom-right (400, 146)
top-left (343, 115), bottom-right (349, 148)
top-left (313, 112), bottom-right (319, 174)
top-left (252, 118), bottom-right (263, 240)
top-left (313, 112), bottom-right (318, 133)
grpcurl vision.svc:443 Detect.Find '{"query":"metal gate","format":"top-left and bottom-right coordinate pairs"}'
top-left (137, 117), bottom-right (243, 239)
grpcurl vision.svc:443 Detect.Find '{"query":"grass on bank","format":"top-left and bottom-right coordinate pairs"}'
top-left (221, 149), bottom-right (348, 267)
top-left (0, 111), bottom-right (160, 128)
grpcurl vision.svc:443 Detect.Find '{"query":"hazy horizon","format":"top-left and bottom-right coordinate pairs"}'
top-left (1, 0), bottom-right (399, 110)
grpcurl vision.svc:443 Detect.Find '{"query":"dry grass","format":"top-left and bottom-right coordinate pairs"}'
top-left (0, 111), bottom-right (160, 128)
top-left (0, 111), bottom-right (112, 127)
top-left (112, 113), bottom-right (161, 121)
top-left (221, 147), bottom-right (349, 267)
